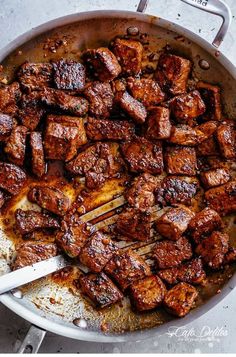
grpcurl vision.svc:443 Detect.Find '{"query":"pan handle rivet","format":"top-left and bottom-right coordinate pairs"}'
top-left (199, 59), bottom-right (210, 70)
top-left (127, 26), bottom-right (139, 36)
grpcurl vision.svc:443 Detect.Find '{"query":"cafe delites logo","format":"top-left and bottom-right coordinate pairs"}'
top-left (189, 0), bottom-right (209, 6)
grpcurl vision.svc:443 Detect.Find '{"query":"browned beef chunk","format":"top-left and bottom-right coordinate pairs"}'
top-left (15, 208), bottom-right (60, 235)
top-left (195, 231), bottom-right (229, 269)
top-left (188, 207), bottom-right (223, 244)
top-left (30, 132), bottom-right (46, 178)
top-left (0, 82), bottom-right (21, 115)
top-left (197, 81), bottom-right (222, 121)
top-left (18, 92), bottom-right (45, 131)
top-left (40, 88), bottom-right (88, 116)
top-left (155, 206), bottom-right (195, 241)
top-left (216, 124), bottom-right (236, 159)
top-left (52, 59), bottom-right (86, 91)
top-left (205, 181), bottom-right (236, 216)
top-left (115, 207), bottom-right (152, 241)
top-left (105, 250), bottom-right (152, 291)
top-left (11, 241), bottom-right (57, 270)
top-left (153, 237), bottom-right (192, 269)
top-left (84, 47), bottom-right (121, 81)
top-left (163, 282), bottom-right (198, 317)
top-left (84, 81), bottom-right (114, 118)
top-left (44, 115), bottom-right (87, 161)
top-left (158, 258), bottom-right (206, 285)
top-left (156, 175), bottom-right (199, 207)
top-left (129, 275), bottom-right (166, 311)
top-left (0, 113), bottom-right (13, 141)
top-left (78, 272), bottom-right (123, 308)
top-left (154, 53), bottom-right (191, 95)
top-left (125, 173), bottom-right (159, 212)
top-left (86, 117), bottom-right (134, 141)
top-left (0, 190), bottom-right (10, 209)
top-left (165, 145), bottom-right (197, 176)
top-left (4, 126), bottom-right (28, 166)
top-left (28, 186), bottom-right (70, 216)
top-left (112, 38), bottom-right (143, 75)
top-left (111, 78), bottom-right (127, 94)
top-left (223, 247), bottom-right (236, 265)
top-left (17, 62), bottom-right (53, 91)
top-left (79, 232), bottom-right (118, 272)
top-left (196, 136), bottom-right (218, 157)
top-left (198, 121), bottom-right (218, 137)
top-left (200, 168), bottom-right (231, 189)
top-left (168, 124), bottom-right (207, 146)
top-left (115, 91), bottom-right (147, 124)
top-left (0, 162), bottom-right (26, 194)
top-left (146, 107), bottom-right (171, 140)
top-left (121, 137), bottom-right (163, 174)
top-left (127, 78), bottom-right (165, 107)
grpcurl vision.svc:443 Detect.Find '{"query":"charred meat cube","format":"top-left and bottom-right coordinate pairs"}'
top-left (15, 208), bottom-right (60, 235)
top-left (216, 124), bottom-right (235, 159)
top-left (205, 181), bottom-right (236, 216)
top-left (44, 115), bottom-right (87, 161)
top-left (125, 173), bottom-right (159, 212)
top-left (165, 145), bottom-right (197, 176)
top-left (188, 207), bottom-right (223, 244)
top-left (84, 81), bottom-right (114, 118)
top-left (0, 82), bottom-right (21, 115)
top-left (200, 168), bottom-right (231, 189)
top-left (153, 237), bottom-right (192, 269)
top-left (52, 59), bottom-right (86, 91)
top-left (155, 206), bottom-right (195, 241)
top-left (197, 81), bottom-right (222, 121)
top-left (86, 117), bottom-right (135, 141)
top-left (127, 77), bottom-right (165, 107)
top-left (17, 62), bottom-right (52, 91)
top-left (78, 272), bottom-right (123, 308)
top-left (4, 126), bottom-right (28, 166)
top-left (129, 275), bottom-right (166, 311)
top-left (0, 113), bottom-right (13, 141)
top-left (163, 282), bottom-right (198, 317)
top-left (115, 207), bottom-right (152, 241)
top-left (121, 136), bottom-right (163, 174)
top-left (112, 38), bottom-right (143, 75)
top-left (28, 186), bottom-right (70, 216)
top-left (198, 121), bottom-right (218, 137)
top-left (196, 136), bottom-right (218, 157)
top-left (84, 47), bottom-right (121, 81)
top-left (30, 132), bottom-right (46, 178)
top-left (146, 107), bottom-right (171, 140)
top-left (104, 250), bottom-right (152, 291)
top-left (158, 258), bottom-right (206, 285)
top-left (154, 53), bottom-right (191, 95)
top-left (18, 92), bottom-right (45, 131)
top-left (0, 162), bottom-right (26, 195)
top-left (195, 231), bottom-right (229, 269)
top-left (79, 232), bottom-right (118, 272)
top-left (156, 175), bottom-right (199, 207)
top-left (115, 91), bottom-right (147, 124)
top-left (223, 247), bottom-right (236, 265)
top-left (168, 124), bottom-right (207, 146)
top-left (11, 241), bottom-right (57, 270)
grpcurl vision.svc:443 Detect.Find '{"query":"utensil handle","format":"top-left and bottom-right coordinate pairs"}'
top-left (17, 325), bottom-right (46, 353)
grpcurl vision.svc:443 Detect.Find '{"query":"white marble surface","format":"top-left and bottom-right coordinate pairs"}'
top-left (0, 0), bottom-right (236, 353)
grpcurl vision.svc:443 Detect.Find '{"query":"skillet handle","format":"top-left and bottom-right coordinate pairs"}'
top-left (17, 325), bottom-right (46, 354)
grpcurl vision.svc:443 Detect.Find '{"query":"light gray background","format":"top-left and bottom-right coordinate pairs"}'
top-left (0, 0), bottom-right (236, 353)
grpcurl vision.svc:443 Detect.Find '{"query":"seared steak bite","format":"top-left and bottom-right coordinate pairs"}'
top-left (197, 81), bottom-right (222, 121)
top-left (168, 124), bottom-right (207, 146)
top-left (198, 121), bottom-right (218, 137)
top-left (115, 207), bottom-right (152, 241)
top-left (216, 124), bottom-right (236, 159)
top-left (158, 258), bottom-right (206, 285)
top-left (127, 78), bottom-right (165, 107)
top-left (195, 231), bottom-right (229, 269)
top-left (165, 145), bottom-right (197, 176)
top-left (163, 282), bottom-right (198, 317)
top-left (112, 38), bottom-right (143, 75)
top-left (79, 232), bottom-right (118, 272)
top-left (188, 207), bottom-right (223, 244)
top-left (153, 237), bottom-right (192, 269)
top-left (121, 136), bottom-right (163, 174)
top-left (84, 81), bottom-right (114, 118)
top-left (146, 107), bottom-right (171, 140)
top-left (28, 186), bottom-right (70, 216)
top-left (0, 162), bottom-right (26, 195)
top-left (205, 181), bottom-right (236, 216)
top-left (0, 113), bottom-right (13, 141)
top-left (15, 208), bottom-right (60, 235)
top-left (52, 59), bottom-right (86, 91)
top-left (223, 247), bottom-right (236, 265)
top-left (196, 136), bottom-right (218, 157)
top-left (154, 53), bottom-right (191, 95)
top-left (0, 82), bottom-right (21, 115)
top-left (129, 275), bottom-right (166, 311)
top-left (105, 250), bottom-right (152, 291)
top-left (4, 125), bottom-right (28, 166)
top-left (78, 272), bottom-right (123, 308)
top-left (11, 241), bottom-right (57, 270)
top-left (155, 206), bottom-right (195, 241)
top-left (18, 94), bottom-right (45, 131)
top-left (30, 132), bottom-right (46, 178)
top-left (84, 47), bottom-right (121, 81)
top-left (17, 62), bottom-right (53, 91)
top-left (86, 117), bottom-right (135, 141)
top-left (115, 91), bottom-right (147, 124)
top-left (200, 168), bottom-right (231, 189)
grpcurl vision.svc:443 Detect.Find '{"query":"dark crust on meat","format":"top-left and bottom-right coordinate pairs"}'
top-left (0, 113), bottom-right (13, 141)
top-left (112, 38), bottom-right (143, 75)
top-left (30, 132), bottom-right (46, 178)
top-left (0, 162), bottom-right (27, 195)
top-left (127, 77), bottom-right (165, 107)
top-left (0, 82), bottom-right (21, 115)
top-left (170, 90), bottom-right (206, 122)
top-left (84, 81), bottom-right (114, 118)
top-left (4, 126), bottom-right (28, 166)
top-left (168, 124), bottom-right (207, 146)
top-left (17, 62), bottom-right (53, 91)
top-left (205, 181), bottom-right (236, 216)
top-left (197, 81), bottom-right (222, 121)
top-left (216, 124), bottom-right (236, 159)
top-left (146, 107), bottom-right (171, 140)
top-left (115, 91), bottom-right (147, 124)
top-left (52, 59), bottom-right (86, 91)
top-left (165, 145), bottom-right (197, 176)
top-left (200, 168), bottom-right (231, 189)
